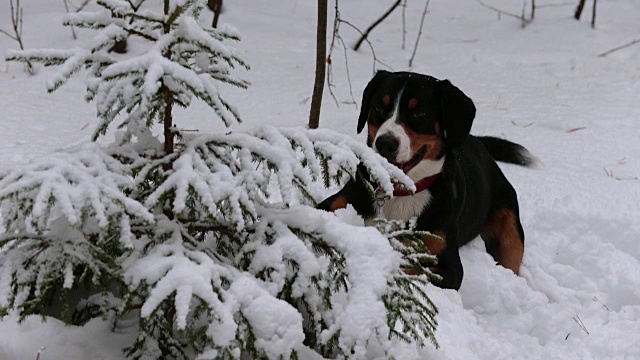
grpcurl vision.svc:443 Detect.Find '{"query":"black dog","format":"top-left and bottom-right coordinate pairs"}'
top-left (318, 71), bottom-right (536, 290)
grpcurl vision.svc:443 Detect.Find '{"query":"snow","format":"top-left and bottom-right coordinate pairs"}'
top-left (2, 0), bottom-right (640, 359)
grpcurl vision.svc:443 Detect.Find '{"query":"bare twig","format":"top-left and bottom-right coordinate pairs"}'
top-left (598, 39), bottom-right (640, 57)
top-left (477, 0), bottom-right (523, 21)
top-left (339, 19), bottom-right (393, 72)
top-left (1, 0), bottom-right (35, 74)
top-left (62, 0), bottom-right (78, 39)
top-left (566, 126), bottom-right (586, 133)
top-left (408, 0), bottom-right (431, 68)
top-left (126, 0), bottom-right (145, 11)
top-left (531, 0), bottom-right (536, 19)
top-left (592, 296), bottom-right (610, 311)
top-left (401, 0), bottom-right (407, 50)
top-left (110, 0), bottom-right (147, 53)
top-left (35, 347), bottom-right (46, 360)
top-left (476, 0), bottom-right (532, 27)
top-left (326, 0), bottom-right (357, 108)
top-left (537, 2), bottom-right (575, 8)
top-left (74, 0), bottom-right (91, 11)
top-left (327, 0), bottom-right (340, 107)
top-left (353, 0), bottom-right (401, 51)
top-left (574, 0), bottom-right (586, 20)
top-left (511, 120), bottom-right (536, 128)
top-left (603, 168), bottom-right (639, 181)
top-left (572, 315), bottom-right (590, 335)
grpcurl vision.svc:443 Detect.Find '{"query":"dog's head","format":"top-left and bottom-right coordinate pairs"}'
top-left (357, 71), bottom-right (476, 179)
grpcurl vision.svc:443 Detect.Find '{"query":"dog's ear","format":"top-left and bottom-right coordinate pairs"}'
top-left (438, 79), bottom-right (476, 148)
top-left (357, 70), bottom-right (391, 134)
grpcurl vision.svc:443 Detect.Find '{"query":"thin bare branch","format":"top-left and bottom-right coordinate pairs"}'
top-left (62, 0), bottom-right (78, 40)
top-left (476, 0), bottom-right (523, 21)
top-left (598, 39), bottom-right (640, 57)
top-left (409, 0), bottom-right (431, 68)
top-left (572, 315), bottom-right (589, 335)
top-left (401, 0), bottom-right (407, 50)
top-left (353, 0), bottom-right (401, 51)
top-left (339, 19), bottom-right (393, 73)
top-left (0, 29), bottom-right (17, 41)
top-left (1, 0), bottom-right (35, 74)
top-left (531, 0), bottom-right (536, 19)
top-left (537, 2), bottom-right (574, 8)
top-left (74, 0), bottom-right (91, 12)
top-left (325, 0), bottom-right (357, 108)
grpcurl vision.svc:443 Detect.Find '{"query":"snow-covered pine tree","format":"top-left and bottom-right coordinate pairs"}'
top-left (2, 0), bottom-right (439, 358)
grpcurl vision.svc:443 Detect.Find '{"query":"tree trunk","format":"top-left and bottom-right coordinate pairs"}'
top-left (208, 0), bottom-right (223, 28)
top-left (591, 0), bottom-right (597, 28)
top-left (163, 86), bottom-right (174, 155)
top-left (308, 0), bottom-right (327, 129)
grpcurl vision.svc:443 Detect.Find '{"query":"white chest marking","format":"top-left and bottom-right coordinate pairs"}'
top-left (382, 189), bottom-right (433, 222)
top-left (377, 157), bottom-right (445, 222)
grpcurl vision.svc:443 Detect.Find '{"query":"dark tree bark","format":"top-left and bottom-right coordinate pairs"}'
top-left (108, 1), bottom-right (147, 54)
top-left (163, 85), bottom-right (174, 155)
top-left (353, 0), bottom-right (401, 51)
top-left (574, 0), bottom-right (586, 20)
top-left (531, 0), bottom-right (536, 20)
top-left (309, 0), bottom-right (327, 129)
top-left (208, 0), bottom-right (223, 28)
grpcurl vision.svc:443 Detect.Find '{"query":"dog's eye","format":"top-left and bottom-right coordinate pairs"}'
top-left (373, 106), bottom-right (385, 114)
top-left (413, 111), bottom-right (426, 118)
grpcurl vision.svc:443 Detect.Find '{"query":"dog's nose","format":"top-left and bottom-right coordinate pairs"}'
top-left (375, 134), bottom-right (399, 160)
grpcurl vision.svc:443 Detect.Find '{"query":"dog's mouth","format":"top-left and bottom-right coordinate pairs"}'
top-left (393, 146), bottom-right (428, 173)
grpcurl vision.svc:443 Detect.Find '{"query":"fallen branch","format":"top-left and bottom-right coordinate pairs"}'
top-left (592, 296), bottom-right (610, 311)
top-left (603, 168), bottom-right (639, 181)
top-left (566, 126), bottom-right (586, 133)
top-left (598, 39), bottom-right (640, 57)
top-left (572, 315), bottom-right (590, 335)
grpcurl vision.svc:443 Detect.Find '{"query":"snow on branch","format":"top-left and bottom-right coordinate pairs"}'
top-left (139, 126), bottom-right (413, 229)
top-left (0, 143), bottom-right (153, 233)
top-left (5, 0), bottom-right (249, 145)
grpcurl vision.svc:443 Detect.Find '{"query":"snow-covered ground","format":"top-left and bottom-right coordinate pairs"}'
top-left (2, 0), bottom-right (640, 359)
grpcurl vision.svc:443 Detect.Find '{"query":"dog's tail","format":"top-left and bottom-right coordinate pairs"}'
top-left (476, 136), bottom-right (539, 168)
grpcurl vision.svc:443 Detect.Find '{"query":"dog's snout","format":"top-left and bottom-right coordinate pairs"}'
top-left (375, 134), bottom-right (399, 160)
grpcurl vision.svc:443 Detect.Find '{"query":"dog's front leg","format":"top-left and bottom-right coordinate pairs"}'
top-left (316, 165), bottom-right (377, 219)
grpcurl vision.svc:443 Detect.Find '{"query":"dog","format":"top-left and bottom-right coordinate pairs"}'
top-left (317, 71), bottom-right (536, 290)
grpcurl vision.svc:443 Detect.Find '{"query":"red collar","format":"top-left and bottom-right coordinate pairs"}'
top-left (393, 170), bottom-right (443, 197)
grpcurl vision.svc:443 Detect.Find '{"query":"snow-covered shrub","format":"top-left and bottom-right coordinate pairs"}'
top-left (2, 0), bottom-right (439, 358)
